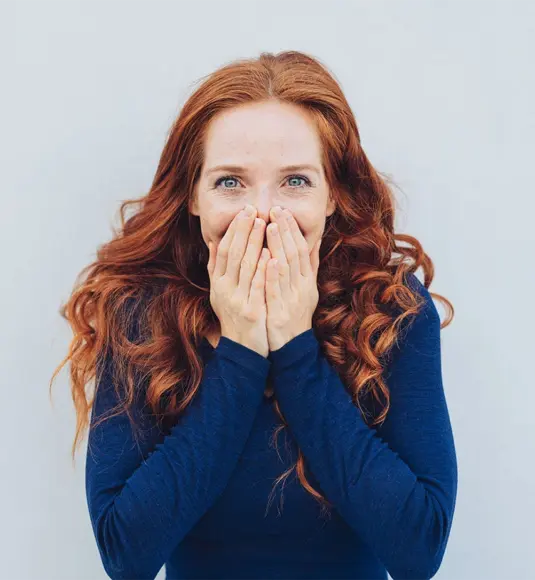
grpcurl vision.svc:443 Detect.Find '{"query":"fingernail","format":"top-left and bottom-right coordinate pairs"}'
top-left (244, 204), bottom-right (254, 216)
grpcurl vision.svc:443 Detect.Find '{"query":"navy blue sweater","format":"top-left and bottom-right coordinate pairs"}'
top-left (85, 275), bottom-right (457, 579)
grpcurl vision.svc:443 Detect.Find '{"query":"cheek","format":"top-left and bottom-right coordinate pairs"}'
top-left (200, 211), bottom-right (236, 241)
top-left (291, 215), bottom-right (325, 253)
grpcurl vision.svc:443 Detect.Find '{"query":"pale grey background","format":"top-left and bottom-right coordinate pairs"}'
top-left (1, 0), bottom-right (533, 578)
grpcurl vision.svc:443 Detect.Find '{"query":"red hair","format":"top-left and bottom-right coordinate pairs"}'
top-left (50, 50), bottom-right (453, 519)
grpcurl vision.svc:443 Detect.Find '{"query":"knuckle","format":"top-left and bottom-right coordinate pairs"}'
top-left (229, 246), bottom-right (242, 261)
top-left (240, 257), bottom-right (254, 271)
top-left (242, 309), bottom-right (257, 323)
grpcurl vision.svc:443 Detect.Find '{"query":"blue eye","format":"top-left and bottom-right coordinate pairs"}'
top-left (287, 175), bottom-right (310, 188)
top-left (214, 174), bottom-right (312, 191)
top-left (214, 176), bottom-right (240, 190)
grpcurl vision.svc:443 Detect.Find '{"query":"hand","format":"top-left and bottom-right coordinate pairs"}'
top-left (265, 206), bottom-right (321, 352)
top-left (206, 205), bottom-right (270, 358)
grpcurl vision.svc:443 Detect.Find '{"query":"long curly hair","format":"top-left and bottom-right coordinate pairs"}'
top-left (50, 50), bottom-right (454, 520)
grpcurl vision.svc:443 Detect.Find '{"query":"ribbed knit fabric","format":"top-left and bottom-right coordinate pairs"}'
top-left (85, 274), bottom-right (457, 579)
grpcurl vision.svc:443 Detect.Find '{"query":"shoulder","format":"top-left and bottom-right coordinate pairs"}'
top-left (404, 272), bottom-right (440, 324)
top-left (96, 288), bottom-right (155, 372)
top-left (393, 272), bottom-right (442, 351)
top-left (116, 287), bottom-right (158, 341)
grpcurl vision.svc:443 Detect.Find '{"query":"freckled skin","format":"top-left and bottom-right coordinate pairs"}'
top-left (192, 100), bottom-right (337, 389)
top-left (190, 100), bottom-right (336, 256)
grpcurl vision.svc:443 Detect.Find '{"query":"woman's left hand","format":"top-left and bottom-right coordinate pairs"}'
top-left (265, 206), bottom-right (321, 352)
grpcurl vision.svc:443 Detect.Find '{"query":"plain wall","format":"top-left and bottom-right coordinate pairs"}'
top-left (2, 1), bottom-right (533, 578)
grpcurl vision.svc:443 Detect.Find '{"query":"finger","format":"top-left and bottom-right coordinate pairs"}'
top-left (213, 208), bottom-right (248, 279)
top-left (238, 217), bottom-right (266, 294)
top-left (249, 247), bottom-right (270, 306)
top-left (266, 222), bottom-right (289, 294)
top-left (276, 210), bottom-right (299, 290)
top-left (310, 237), bottom-right (321, 278)
top-left (221, 206), bottom-right (257, 285)
top-left (207, 241), bottom-right (214, 277)
top-left (265, 257), bottom-right (282, 308)
top-left (282, 209), bottom-right (310, 278)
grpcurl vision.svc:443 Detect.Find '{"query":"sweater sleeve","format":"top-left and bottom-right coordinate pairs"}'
top-left (267, 275), bottom-right (458, 580)
top-left (85, 334), bottom-right (271, 580)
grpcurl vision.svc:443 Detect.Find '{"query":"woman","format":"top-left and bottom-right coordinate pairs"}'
top-left (50, 50), bottom-right (457, 580)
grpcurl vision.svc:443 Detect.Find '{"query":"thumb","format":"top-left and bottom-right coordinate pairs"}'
top-left (310, 238), bottom-right (321, 276)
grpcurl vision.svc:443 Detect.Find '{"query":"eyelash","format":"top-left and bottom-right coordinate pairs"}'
top-left (213, 174), bottom-right (312, 192)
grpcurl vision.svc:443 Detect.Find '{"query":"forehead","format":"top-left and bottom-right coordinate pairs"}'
top-left (202, 101), bottom-right (323, 168)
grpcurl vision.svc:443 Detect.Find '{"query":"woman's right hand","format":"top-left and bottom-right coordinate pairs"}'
top-left (206, 204), bottom-right (270, 358)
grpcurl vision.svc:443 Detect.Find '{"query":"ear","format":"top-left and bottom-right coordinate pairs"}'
top-left (189, 196), bottom-right (199, 217)
top-left (326, 193), bottom-right (336, 218)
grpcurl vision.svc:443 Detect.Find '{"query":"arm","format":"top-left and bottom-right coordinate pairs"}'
top-left (86, 336), bottom-right (271, 580)
top-left (268, 276), bottom-right (458, 580)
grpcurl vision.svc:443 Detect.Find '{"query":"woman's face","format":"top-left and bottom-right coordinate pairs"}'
top-left (191, 100), bottom-right (336, 255)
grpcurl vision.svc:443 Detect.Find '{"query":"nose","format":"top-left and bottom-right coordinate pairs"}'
top-left (256, 207), bottom-right (278, 249)
top-left (254, 204), bottom-right (286, 226)
top-left (254, 208), bottom-right (273, 226)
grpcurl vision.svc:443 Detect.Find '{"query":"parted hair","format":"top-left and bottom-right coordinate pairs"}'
top-left (50, 50), bottom-right (453, 519)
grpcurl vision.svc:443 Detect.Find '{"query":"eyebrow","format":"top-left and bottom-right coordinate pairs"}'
top-left (205, 164), bottom-right (320, 176)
